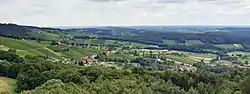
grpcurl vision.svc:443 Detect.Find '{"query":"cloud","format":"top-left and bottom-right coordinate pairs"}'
top-left (0, 0), bottom-right (249, 26)
top-left (89, 0), bottom-right (127, 1)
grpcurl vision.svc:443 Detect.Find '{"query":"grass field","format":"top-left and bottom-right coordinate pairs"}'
top-left (0, 37), bottom-right (104, 60)
top-left (47, 44), bottom-right (70, 51)
top-left (180, 51), bottom-right (216, 58)
top-left (164, 40), bottom-right (176, 45)
top-left (0, 77), bottom-right (17, 94)
top-left (186, 40), bottom-right (204, 45)
top-left (50, 46), bottom-right (104, 59)
top-left (165, 55), bottom-right (198, 64)
top-left (0, 37), bottom-right (48, 50)
top-left (215, 44), bottom-right (243, 49)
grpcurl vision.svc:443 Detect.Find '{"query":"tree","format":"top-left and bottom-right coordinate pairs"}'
top-left (51, 40), bottom-right (58, 45)
top-left (0, 60), bottom-right (12, 76)
top-left (21, 79), bottom-right (88, 94)
top-left (240, 76), bottom-right (250, 94)
top-left (8, 48), bottom-right (17, 53)
top-left (244, 61), bottom-right (249, 65)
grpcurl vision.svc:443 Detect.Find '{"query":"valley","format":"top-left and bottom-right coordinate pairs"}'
top-left (1, 23), bottom-right (250, 94)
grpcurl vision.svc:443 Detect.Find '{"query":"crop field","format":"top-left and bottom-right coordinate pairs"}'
top-left (215, 44), bottom-right (243, 49)
top-left (165, 55), bottom-right (198, 64)
top-left (0, 77), bottom-right (17, 94)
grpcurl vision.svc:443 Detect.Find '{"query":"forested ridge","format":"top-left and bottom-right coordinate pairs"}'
top-left (1, 23), bottom-right (250, 52)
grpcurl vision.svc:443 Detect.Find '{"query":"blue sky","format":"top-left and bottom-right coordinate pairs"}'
top-left (0, 0), bottom-right (250, 26)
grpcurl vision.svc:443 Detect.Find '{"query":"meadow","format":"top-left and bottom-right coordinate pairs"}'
top-left (215, 44), bottom-right (243, 49)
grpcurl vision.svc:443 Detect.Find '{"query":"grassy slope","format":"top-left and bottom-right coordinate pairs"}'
top-left (0, 37), bottom-right (104, 60)
top-left (164, 40), bottom-right (176, 45)
top-left (0, 77), bottom-right (17, 94)
top-left (0, 37), bottom-right (63, 59)
top-left (48, 45), bottom-right (104, 59)
top-left (0, 37), bottom-right (48, 50)
top-left (215, 44), bottom-right (243, 49)
top-left (165, 55), bottom-right (198, 64)
top-left (186, 40), bottom-right (204, 45)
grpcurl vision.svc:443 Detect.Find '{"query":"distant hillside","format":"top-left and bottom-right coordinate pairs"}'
top-left (1, 23), bottom-right (250, 52)
top-left (0, 23), bottom-right (69, 40)
top-left (0, 23), bottom-right (31, 37)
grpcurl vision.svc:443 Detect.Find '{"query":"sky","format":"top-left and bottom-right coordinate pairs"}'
top-left (0, 0), bottom-right (250, 26)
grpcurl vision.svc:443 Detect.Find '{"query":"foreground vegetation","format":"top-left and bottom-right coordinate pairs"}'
top-left (1, 50), bottom-right (250, 94)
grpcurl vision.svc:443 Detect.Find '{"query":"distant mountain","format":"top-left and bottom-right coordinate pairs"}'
top-left (57, 25), bottom-right (250, 32)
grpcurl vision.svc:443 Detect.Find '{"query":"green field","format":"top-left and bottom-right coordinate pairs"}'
top-left (0, 37), bottom-right (48, 50)
top-left (180, 51), bottom-right (216, 58)
top-left (0, 77), bottom-right (17, 94)
top-left (68, 39), bottom-right (106, 45)
top-left (215, 44), bottom-right (243, 49)
top-left (165, 55), bottom-right (198, 64)
top-left (48, 45), bottom-right (104, 59)
top-left (108, 54), bottom-right (136, 61)
top-left (186, 40), bottom-right (204, 45)
top-left (164, 40), bottom-right (176, 45)
top-left (0, 37), bottom-right (104, 60)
